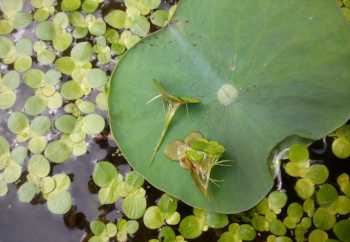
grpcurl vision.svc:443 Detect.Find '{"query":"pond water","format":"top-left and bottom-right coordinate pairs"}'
top-left (1, 1), bottom-right (350, 242)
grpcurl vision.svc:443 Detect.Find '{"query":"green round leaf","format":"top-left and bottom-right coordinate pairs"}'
top-left (70, 41), bottom-right (92, 63)
top-left (0, 36), bottom-right (14, 58)
top-left (239, 224), bottom-right (256, 241)
top-left (18, 182), bottom-right (40, 203)
top-left (28, 154), bottom-right (50, 177)
top-left (316, 184), bottom-right (338, 206)
top-left (313, 207), bottom-right (336, 230)
top-left (3, 162), bottom-right (22, 183)
top-left (82, 114), bottom-right (105, 135)
top-left (179, 215), bottom-right (203, 239)
top-left (332, 137), bottom-right (350, 159)
top-left (150, 10), bottom-right (169, 27)
top-left (61, 80), bottom-right (84, 100)
top-left (308, 229), bottom-right (328, 242)
top-left (104, 10), bottom-right (126, 29)
top-left (86, 68), bottom-right (107, 88)
top-left (24, 96), bottom-right (47, 116)
top-left (0, 87), bottom-right (16, 109)
top-left (30, 116), bottom-right (51, 135)
top-left (333, 220), bottom-right (350, 242)
top-left (0, 180), bottom-right (8, 196)
top-left (305, 164), bottom-right (329, 185)
top-left (55, 115), bottom-right (77, 134)
top-left (122, 190), bottom-right (147, 219)
top-left (47, 191), bottom-right (72, 214)
top-left (92, 161), bottom-right (117, 188)
top-left (0, 136), bottom-right (10, 154)
top-left (109, 0), bottom-right (350, 213)
top-left (7, 112), bottom-right (29, 134)
top-left (44, 141), bottom-right (72, 163)
top-left (35, 21), bottom-right (55, 40)
top-left (61, 0), bottom-right (81, 11)
top-left (24, 69), bottom-right (44, 89)
top-left (295, 178), bottom-right (314, 200)
top-left (268, 191), bottom-right (288, 214)
top-left (206, 212), bottom-right (228, 229)
top-left (28, 136), bottom-right (47, 154)
top-left (143, 206), bottom-right (164, 230)
top-left (90, 220), bottom-right (106, 236)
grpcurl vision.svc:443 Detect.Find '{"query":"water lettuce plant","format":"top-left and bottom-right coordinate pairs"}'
top-left (109, 0), bottom-right (350, 213)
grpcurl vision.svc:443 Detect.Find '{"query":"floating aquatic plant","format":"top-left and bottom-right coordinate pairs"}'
top-left (109, 0), bottom-right (350, 213)
top-left (164, 132), bottom-right (228, 195)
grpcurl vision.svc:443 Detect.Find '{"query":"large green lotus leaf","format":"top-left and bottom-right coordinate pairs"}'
top-left (109, 0), bottom-right (350, 213)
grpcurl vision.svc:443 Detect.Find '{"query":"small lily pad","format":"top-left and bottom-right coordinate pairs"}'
top-left (47, 191), bottom-right (72, 214)
top-left (109, 0), bottom-right (350, 212)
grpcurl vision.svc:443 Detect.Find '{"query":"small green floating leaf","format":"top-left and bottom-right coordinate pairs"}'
top-left (268, 191), bottom-right (288, 214)
top-left (332, 137), bottom-right (350, 159)
top-left (0, 36), bottom-right (14, 59)
top-left (269, 218), bottom-right (287, 236)
top-left (288, 144), bottom-right (309, 163)
top-left (86, 68), bottom-right (107, 89)
top-left (24, 96), bottom-right (47, 116)
top-left (143, 206), bottom-right (164, 230)
top-left (305, 164), bottom-right (329, 185)
top-left (10, 146), bottom-right (27, 164)
top-left (3, 162), bottom-right (22, 183)
top-left (82, 114), bottom-right (105, 135)
top-left (0, 136), bottom-right (10, 154)
top-left (35, 21), bottom-right (55, 40)
top-left (150, 10), bottom-right (169, 27)
top-left (24, 69), bottom-right (45, 89)
top-left (286, 203), bottom-right (303, 221)
top-left (90, 220), bottom-right (106, 236)
top-left (55, 57), bottom-right (76, 75)
top-left (333, 220), bottom-right (350, 242)
top-left (0, 180), bottom-right (8, 196)
top-left (28, 154), bottom-right (50, 177)
top-left (30, 116), bottom-right (51, 135)
top-left (55, 115), bottom-right (77, 134)
top-left (61, 80), bottom-right (84, 100)
top-left (239, 224), bottom-right (256, 241)
top-left (205, 212), bottom-right (228, 229)
top-left (179, 215), bottom-right (203, 239)
top-left (0, 87), bottom-right (16, 109)
top-left (2, 71), bottom-right (20, 90)
top-left (308, 229), bottom-right (328, 242)
top-left (92, 161), bottom-right (117, 188)
top-left (71, 41), bottom-right (93, 63)
top-left (28, 136), bottom-right (47, 154)
top-left (47, 191), bottom-right (72, 214)
top-left (44, 141), bottom-right (72, 163)
top-left (295, 178), bottom-right (314, 200)
top-left (18, 181), bottom-right (40, 203)
top-left (104, 10), bottom-right (126, 29)
top-left (130, 15), bottom-right (150, 37)
top-left (313, 207), bottom-right (336, 231)
top-left (334, 195), bottom-right (350, 215)
top-left (106, 222), bottom-right (117, 237)
top-left (316, 184), bottom-right (338, 206)
top-left (122, 189), bottom-right (147, 219)
top-left (61, 0), bottom-right (81, 11)
top-left (7, 112), bottom-right (29, 134)
top-left (159, 193), bottom-right (177, 214)
top-left (98, 179), bottom-right (120, 205)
